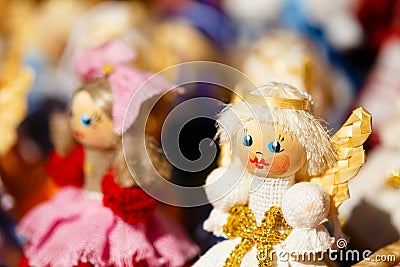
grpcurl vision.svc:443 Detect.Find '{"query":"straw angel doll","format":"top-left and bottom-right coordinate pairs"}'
top-left (17, 40), bottom-right (199, 267)
top-left (194, 82), bottom-right (371, 266)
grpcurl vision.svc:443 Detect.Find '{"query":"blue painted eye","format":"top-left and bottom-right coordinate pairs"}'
top-left (268, 140), bottom-right (283, 153)
top-left (243, 134), bottom-right (253, 147)
top-left (80, 114), bottom-right (92, 126)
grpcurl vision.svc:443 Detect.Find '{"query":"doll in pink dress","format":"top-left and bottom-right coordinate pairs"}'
top-left (17, 40), bottom-right (199, 267)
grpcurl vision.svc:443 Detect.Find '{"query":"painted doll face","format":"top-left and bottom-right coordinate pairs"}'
top-left (237, 120), bottom-right (306, 178)
top-left (70, 91), bottom-right (117, 149)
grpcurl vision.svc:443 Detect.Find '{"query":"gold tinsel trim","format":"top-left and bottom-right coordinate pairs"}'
top-left (386, 169), bottom-right (400, 189)
top-left (223, 205), bottom-right (292, 267)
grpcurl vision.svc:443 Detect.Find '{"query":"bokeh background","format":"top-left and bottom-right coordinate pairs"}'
top-left (1, 0), bottom-right (400, 266)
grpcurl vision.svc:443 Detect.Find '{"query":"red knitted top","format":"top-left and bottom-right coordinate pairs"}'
top-left (46, 145), bottom-right (156, 224)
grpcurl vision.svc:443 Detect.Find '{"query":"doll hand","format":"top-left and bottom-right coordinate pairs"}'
top-left (50, 111), bottom-right (76, 156)
top-left (281, 182), bottom-right (334, 253)
top-left (203, 208), bottom-right (229, 238)
top-left (205, 166), bottom-right (249, 211)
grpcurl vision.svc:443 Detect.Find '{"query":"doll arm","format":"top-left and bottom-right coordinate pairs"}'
top-left (46, 145), bottom-right (84, 187)
top-left (281, 182), bottom-right (334, 253)
top-left (46, 111), bottom-right (84, 187)
top-left (102, 170), bottom-right (156, 224)
top-left (49, 112), bottom-right (76, 157)
top-left (203, 166), bottom-right (249, 237)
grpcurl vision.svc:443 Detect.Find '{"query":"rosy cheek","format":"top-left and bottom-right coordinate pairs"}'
top-left (270, 154), bottom-right (290, 175)
top-left (73, 130), bottom-right (84, 139)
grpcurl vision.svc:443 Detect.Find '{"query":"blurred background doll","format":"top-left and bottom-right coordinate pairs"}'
top-left (0, 24), bottom-right (33, 267)
top-left (147, 0), bottom-right (234, 73)
top-left (222, 0), bottom-right (363, 116)
top-left (17, 40), bottom-right (199, 267)
top-left (222, 0), bottom-right (362, 50)
top-left (279, 0), bottom-right (364, 99)
top-left (0, 0), bottom-right (91, 111)
top-left (194, 82), bottom-right (371, 266)
top-left (0, 18), bottom-right (33, 160)
top-left (236, 30), bottom-right (349, 126)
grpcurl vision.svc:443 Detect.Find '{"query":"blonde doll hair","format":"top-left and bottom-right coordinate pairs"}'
top-left (216, 82), bottom-right (336, 176)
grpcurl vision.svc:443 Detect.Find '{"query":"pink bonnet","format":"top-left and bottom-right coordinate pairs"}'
top-left (73, 40), bottom-right (175, 135)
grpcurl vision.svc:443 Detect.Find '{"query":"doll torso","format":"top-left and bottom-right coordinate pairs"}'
top-left (249, 175), bottom-right (295, 225)
top-left (83, 147), bottom-right (115, 193)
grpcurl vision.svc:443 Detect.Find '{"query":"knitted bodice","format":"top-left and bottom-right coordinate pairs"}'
top-left (249, 175), bottom-right (295, 225)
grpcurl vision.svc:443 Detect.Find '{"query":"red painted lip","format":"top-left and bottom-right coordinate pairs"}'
top-left (250, 156), bottom-right (270, 169)
top-left (74, 130), bottom-right (84, 138)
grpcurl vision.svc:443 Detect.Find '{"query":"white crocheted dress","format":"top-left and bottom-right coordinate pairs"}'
top-left (194, 167), bottom-right (333, 267)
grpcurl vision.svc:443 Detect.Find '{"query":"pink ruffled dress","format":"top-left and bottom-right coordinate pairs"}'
top-left (17, 146), bottom-right (199, 267)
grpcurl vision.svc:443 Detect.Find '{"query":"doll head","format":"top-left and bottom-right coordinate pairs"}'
top-left (70, 78), bottom-right (116, 149)
top-left (242, 31), bottom-right (317, 93)
top-left (70, 39), bottom-right (175, 183)
top-left (72, 39), bottom-right (176, 136)
top-left (240, 31), bottom-right (333, 120)
top-left (217, 82), bottom-right (336, 177)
